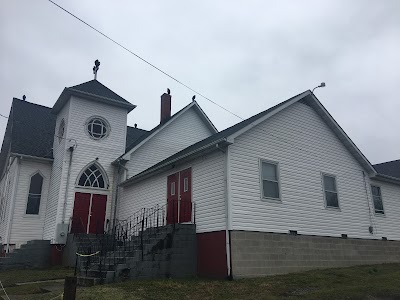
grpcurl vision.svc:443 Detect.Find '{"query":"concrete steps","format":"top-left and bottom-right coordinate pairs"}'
top-left (0, 240), bottom-right (51, 270)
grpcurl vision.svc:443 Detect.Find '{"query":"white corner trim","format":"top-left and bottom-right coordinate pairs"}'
top-left (5, 157), bottom-right (20, 251)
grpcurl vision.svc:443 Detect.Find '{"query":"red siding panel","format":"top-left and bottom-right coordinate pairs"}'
top-left (197, 231), bottom-right (227, 279)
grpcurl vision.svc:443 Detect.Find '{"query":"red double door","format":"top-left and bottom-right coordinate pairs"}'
top-left (166, 168), bottom-right (192, 224)
top-left (70, 192), bottom-right (107, 234)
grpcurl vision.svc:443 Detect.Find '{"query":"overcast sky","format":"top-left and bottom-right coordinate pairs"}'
top-left (1, 0), bottom-right (399, 164)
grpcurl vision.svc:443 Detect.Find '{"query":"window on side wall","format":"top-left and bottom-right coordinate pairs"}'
top-left (260, 160), bottom-right (280, 200)
top-left (371, 185), bottom-right (384, 215)
top-left (322, 174), bottom-right (339, 208)
top-left (26, 173), bottom-right (44, 215)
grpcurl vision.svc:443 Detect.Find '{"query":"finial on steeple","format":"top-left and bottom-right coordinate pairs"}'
top-left (192, 95), bottom-right (196, 102)
top-left (93, 59), bottom-right (100, 80)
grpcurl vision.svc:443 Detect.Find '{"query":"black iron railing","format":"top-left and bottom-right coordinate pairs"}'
top-left (73, 199), bottom-right (195, 282)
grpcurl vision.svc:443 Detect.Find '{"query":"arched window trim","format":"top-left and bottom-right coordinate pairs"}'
top-left (75, 161), bottom-right (109, 190)
top-left (25, 171), bottom-right (45, 215)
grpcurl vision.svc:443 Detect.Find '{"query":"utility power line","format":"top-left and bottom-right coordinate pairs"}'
top-left (45, 1), bottom-right (369, 176)
top-left (47, 0), bottom-right (244, 121)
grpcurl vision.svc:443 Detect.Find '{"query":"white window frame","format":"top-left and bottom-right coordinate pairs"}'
top-left (183, 177), bottom-right (189, 192)
top-left (259, 159), bottom-right (281, 201)
top-left (25, 171), bottom-right (45, 216)
top-left (85, 116), bottom-right (110, 140)
top-left (321, 173), bottom-right (340, 210)
top-left (370, 184), bottom-right (385, 215)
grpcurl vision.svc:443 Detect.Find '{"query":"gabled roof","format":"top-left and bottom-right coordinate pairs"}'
top-left (119, 100), bottom-right (218, 161)
top-left (0, 98), bottom-right (56, 176)
top-left (121, 90), bottom-right (377, 187)
top-left (52, 80), bottom-right (136, 114)
top-left (373, 160), bottom-right (400, 179)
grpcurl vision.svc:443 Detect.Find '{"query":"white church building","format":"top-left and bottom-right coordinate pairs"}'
top-left (1, 77), bottom-right (399, 278)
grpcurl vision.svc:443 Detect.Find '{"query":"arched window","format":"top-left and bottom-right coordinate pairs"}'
top-left (78, 164), bottom-right (106, 189)
top-left (26, 173), bottom-right (44, 215)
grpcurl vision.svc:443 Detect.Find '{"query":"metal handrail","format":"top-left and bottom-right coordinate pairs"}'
top-left (74, 199), bottom-right (196, 282)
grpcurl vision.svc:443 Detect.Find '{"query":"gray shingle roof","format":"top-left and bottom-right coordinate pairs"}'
top-left (126, 126), bottom-right (148, 149)
top-left (52, 80), bottom-right (136, 114)
top-left (69, 80), bottom-right (132, 105)
top-left (0, 99), bottom-right (56, 176)
top-left (373, 160), bottom-right (400, 179)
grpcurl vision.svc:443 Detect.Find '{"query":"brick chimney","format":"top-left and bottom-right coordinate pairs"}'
top-left (160, 89), bottom-right (171, 124)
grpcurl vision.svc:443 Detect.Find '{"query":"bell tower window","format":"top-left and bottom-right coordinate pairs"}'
top-left (86, 117), bottom-right (109, 140)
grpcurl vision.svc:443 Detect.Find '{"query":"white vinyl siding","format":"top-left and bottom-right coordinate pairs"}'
top-left (118, 151), bottom-right (226, 233)
top-left (125, 107), bottom-right (214, 177)
top-left (369, 179), bottom-right (400, 240)
top-left (9, 160), bottom-right (51, 245)
top-left (228, 101), bottom-right (394, 239)
top-left (45, 96), bottom-right (128, 242)
top-left (0, 158), bottom-right (18, 245)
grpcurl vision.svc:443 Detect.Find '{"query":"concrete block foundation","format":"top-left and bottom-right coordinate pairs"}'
top-left (230, 231), bottom-right (400, 278)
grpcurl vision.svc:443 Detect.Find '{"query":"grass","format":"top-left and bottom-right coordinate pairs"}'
top-left (0, 264), bottom-right (399, 299)
top-left (77, 264), bottom-right (400, 300)
top-left (0, 266), bottom-right (73, 299)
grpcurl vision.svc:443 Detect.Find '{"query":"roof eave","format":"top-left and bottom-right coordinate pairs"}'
top-left (52, 88), bottom-right (136, 114)
top-left (11, 153), bottom-right (54, 163)
top-left (307, 93), bottom-right (377, 175)
top-left (120, 138), bottom-right (231, 187)
top-left (371, 173), bottom-right (400, 185)
top-left (192, 101), bottom-right (218, 133)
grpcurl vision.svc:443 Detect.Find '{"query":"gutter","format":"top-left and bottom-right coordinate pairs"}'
top-left (371, 173), bottom-right (400, 185)
top-left (5, 157), bottom-right (20, 253)
top-left (120, 137), bottom-right (230, 187)
top-left (10, 153), bottom-right (53, 163)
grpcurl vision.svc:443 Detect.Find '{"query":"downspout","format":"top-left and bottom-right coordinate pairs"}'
top-left (112, 163), bottom-right (121, 222)
top-left (5, 157), bottom-right (20, 253)
top-left (61, 146), bottom-right (74, 224)
top-left (224, 144), bottom-right (232, 279)
top-left (112, 160), bottom-right (128, 223)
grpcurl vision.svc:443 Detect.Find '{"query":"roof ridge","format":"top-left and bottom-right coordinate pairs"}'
top-left (13, 98), bottom-right (52, 110)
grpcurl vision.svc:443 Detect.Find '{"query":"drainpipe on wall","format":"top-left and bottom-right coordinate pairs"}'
top-left (61, 146), bottom-right (74, 224)
top-left (5, 157), bottom-right (20, 253)
top-left (224, 144), bottom-right (233, 279)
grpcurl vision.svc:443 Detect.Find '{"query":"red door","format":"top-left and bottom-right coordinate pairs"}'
top-left (166, 173), bottom-right (179, 224)
top-left (89, 194), bottom-right (107, 234)
top-left (71, 192), bottom-right (91, 233)
top-left (71, 192), bottom-right (107, 234)
top-left (179, 168), bottom-right (192, 222)
top-left (166, 168), bottom-right (192, 224)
